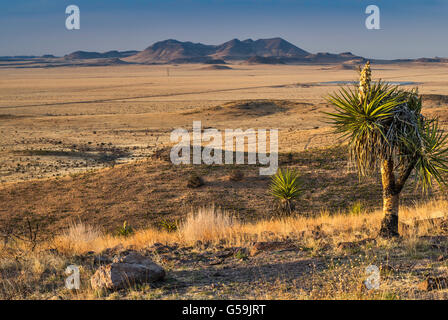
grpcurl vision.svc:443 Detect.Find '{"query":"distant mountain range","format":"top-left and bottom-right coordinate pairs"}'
top-left (125, 38), bottom-right (310, 63)
top-left (1, 37), bottom-right (447, 68)
top-left (64, 50), bottom-right (139, 60)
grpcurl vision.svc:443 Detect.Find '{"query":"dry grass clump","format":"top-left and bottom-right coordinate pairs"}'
top-left (53, 224), bottom-right (177, 255)
top-left (179, 207), bottom-right (238, 243)
top-left (63, 221), bottom-right (103, 243)
top-left (53, 221), bottom-right (103, 255)
top-left (300, 258), bottom-right (401, 300)
top-left (249, 260), bottom-right (401, 300)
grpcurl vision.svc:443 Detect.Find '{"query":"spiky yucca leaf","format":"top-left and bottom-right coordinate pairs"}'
top-left (403, 118), bottom-right (448, 190)
top-left (327, 73), bottom-right (448, 192)
top-left (270, 168), bottom-right (302, 201)
top-left (326, 81), bottom-right (406, 176)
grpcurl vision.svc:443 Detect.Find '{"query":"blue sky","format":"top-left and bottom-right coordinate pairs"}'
top-left (1, 0), bottom-right (447, 59)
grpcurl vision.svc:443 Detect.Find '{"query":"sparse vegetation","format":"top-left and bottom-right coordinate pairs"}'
top-left (2, 61), bottom-right (448, 300)
top-left (1, 201), bottom-right (448, 299)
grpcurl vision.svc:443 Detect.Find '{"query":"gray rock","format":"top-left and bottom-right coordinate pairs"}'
top-left (90, 252), bottom-right (165, 290)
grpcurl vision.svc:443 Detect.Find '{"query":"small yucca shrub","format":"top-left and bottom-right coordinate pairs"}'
top-left (116, 221), bottom-right (134, 237)
top-left (159, 219), bottom-right (177, 232)
top-left (349, 201), bottom-right (366, 215)
top-left (270, 168), bottom-right (302, 216)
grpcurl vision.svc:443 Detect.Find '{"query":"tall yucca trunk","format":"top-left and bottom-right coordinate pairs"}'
top-left (378, 159), bottom-right (400, 237)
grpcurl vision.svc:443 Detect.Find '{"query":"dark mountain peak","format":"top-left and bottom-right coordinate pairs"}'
top-left (256, 37), bottom-right (284, 43)
top-left (149, 39), bottom-right (182, 49)
top-left (251, 37), bottom-right (309, 58)
top-left (215, 38), bottom-right (256, 57)
top-left (255, 37), bottom-right (293, 47)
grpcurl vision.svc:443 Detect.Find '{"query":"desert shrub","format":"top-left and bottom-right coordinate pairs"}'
top-left (229, 169), bottom-right (244, 181)
top-left (116, 221), bottom-right (134, 237)
top-left (187, 172), bottom-right (204, 188)
top-left (270, 168), bottom-right (303, 216)
top-left (349, 201), bottom-right (366, 215)
top-left (0, 250), bottom-right (67, 299)
top-left (234, 248), bottom-right (248, 260)
top-left (0, 212), bottom-right (50, 251)
top-left (159, 219), bottom-right (177, 232)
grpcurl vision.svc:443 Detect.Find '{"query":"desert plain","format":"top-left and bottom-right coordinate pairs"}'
top-left (2, 62), bottom-right (448, 183)
top-left (2, 61), bottom-right (448, 299)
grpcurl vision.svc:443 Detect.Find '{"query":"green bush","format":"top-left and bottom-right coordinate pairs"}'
top-left (159, 219), bottom-right (177, 232)
top-left (270, 168), bottom-right (302, 216)
top-left (349, 201), bottom-right (366, 215)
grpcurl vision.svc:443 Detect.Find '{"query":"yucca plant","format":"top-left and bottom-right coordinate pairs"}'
top-left (327, 61), bottom-right (448, 237)
top-left (270, 168), bottom-right (302, 216)
top-left (159, 219), bottom-right (177, 232)
top-left (116, 221), bottom-right (134, 237)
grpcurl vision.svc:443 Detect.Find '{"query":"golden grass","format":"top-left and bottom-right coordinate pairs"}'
top-left (1, 199), bottom-right (447, 299)
top-left (50, 199), bottom-right (448, 255)
top-left (180, 206), bottom-right (237, 243)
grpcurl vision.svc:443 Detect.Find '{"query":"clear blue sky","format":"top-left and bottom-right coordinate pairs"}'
top-left (1, 0), bottom-right (447, 59)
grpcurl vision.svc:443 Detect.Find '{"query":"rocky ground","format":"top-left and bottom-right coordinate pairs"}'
top-left (3, 231), bottom-right (448, 299)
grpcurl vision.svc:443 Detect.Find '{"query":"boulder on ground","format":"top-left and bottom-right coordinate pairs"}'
top-left (90, 251), bottom-right (165, 290)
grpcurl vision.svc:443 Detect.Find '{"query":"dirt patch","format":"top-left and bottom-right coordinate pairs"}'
top-left (204, 99), bottom-right (299, 117)
top-left (0, 114), bottom-right (28, 120)
top-left (422, 94), bottom-right (448, 107)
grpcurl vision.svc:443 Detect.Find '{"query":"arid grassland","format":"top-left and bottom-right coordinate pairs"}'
top-left (1, 63), bottom-right (448, 299)
top-left (2, 201), bottom-right (448, 300)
